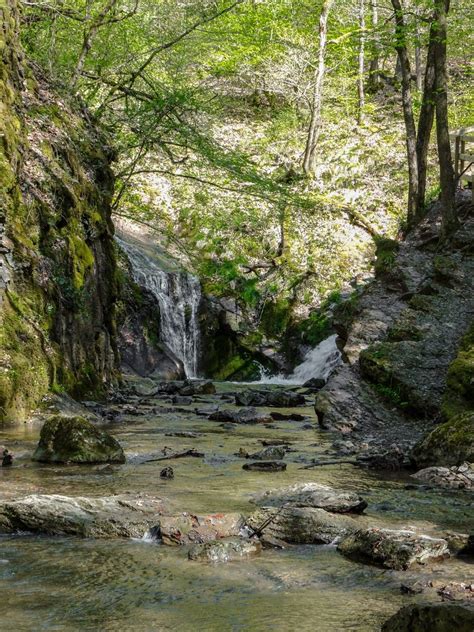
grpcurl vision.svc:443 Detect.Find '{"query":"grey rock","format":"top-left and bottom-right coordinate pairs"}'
top-left (247, 446), bottom-right (287, 460)
top-left (249, 482), bottom-right (367, 514)
top-left (235, 390), bottom-right (306, 408)
top-left (338, 528), bottom-right (449, 570)
top-left (246, 506), bottom-right (358, 545)
top-left (188, 537), bottom-right (262, 562)
top-left (209, 407), bottom-right (273, 424)
top-left (0, 494), bottom-right (167, 538)
top-left (412, 462), bottom-right (474, 490)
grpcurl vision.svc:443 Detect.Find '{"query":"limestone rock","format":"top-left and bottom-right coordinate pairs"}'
top-left (159, 512), bottom-right (245, 546)
top-left (246, 506), bottom-right (359, 545)
top-left (32, 415), bottom-right (125, 464)
top-left (249, 482), bottom-right (367, 514)
top-left (246, 446), bottom-right (287, 460)
top-left (188, 537), bottom-right (262, 562)
top-left (208, 407), bottom-right (273, 424)
top-left (337, 528), bottom-right (449, 570)
top-left (0, 494), bottom-right (167, 538)
top-left (381, 603), bottom-right (474, 632)
top-left (412, 462), bottom-right (474, 490)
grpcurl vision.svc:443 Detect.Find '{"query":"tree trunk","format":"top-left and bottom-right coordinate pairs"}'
top-left (357, 0), bottom-right (365, 124)
top-left (391, 0), bottom-right (418, 226)
top-left (368, 0), bottom-right (380, 91)
top-left (433, 0), bottom-right (458, 236)
top-left (414, 22), bottom-right (436, 217)
top-left (303, 0), bottom-right (334, 176)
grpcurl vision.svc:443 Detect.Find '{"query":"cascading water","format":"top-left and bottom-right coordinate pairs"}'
top-left (116, 237), bottom-right (201, 378)
top-left (258, 334), bottom-right (342, 385)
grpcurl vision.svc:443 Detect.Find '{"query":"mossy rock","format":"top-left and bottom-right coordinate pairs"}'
top-left (387, 310), bottom-right (423, 342)
top-left (359, 343), bottom-right (393, 385)
top-left (442, 324), bottom-right (474, 419)
top-left (32, 415), bottom-right (125, 464)
top-left (381, 604), bottom-right (474, 632)
top-left (411, 412), bottom-right (474, 468)
top-left (374, 237), bottom-right (399, 277)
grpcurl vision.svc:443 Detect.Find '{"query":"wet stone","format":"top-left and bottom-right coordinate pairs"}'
top-left (188, 537), bottom-right (262, 562)
top-left (159, 512), bottom-right (245, 545)
top-left (160, 467), bottom-right (174, 479)
top-left (249, 483), bottom-right (367, 514)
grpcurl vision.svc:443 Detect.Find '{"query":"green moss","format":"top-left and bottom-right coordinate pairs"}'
top-left (213, 355), bottom-right (247, 380)
top-left (408, 294), bottom-right (433, 312)
top-left (442, 324), bottom-right (474, 420)
top-left (373, 237), bottom-right (399, 276)
top-left (387, 310), bottom-right (423, 342)
top-left (411, 412), bottom-right (474, 468)
top-left (259, 298), bottom-right (292, 339)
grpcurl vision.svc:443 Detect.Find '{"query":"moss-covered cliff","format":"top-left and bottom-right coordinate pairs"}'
top-left (0, 0), bottom-right (119, 422)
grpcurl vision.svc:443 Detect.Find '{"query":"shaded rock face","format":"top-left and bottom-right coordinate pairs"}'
top-left (188, 537), bottom-right (262, 562)
top-left (32, 415), bottom-right (125, 464)
top-left (314, 198), bottom-right (474, 446)
top-left (412, 462), bottom-right (474, 490)
top-left (235, 390), bottom-right (306, 408)
top-left (337, 528), bottom-right (449, 570)
top-left (0, 494), bottom-right (166, 538)
top-left (242, 461), bottom-right (287, 472)
top-left (159, 512), bottom-right (245, 545)
top-left (381, 604), bottom-right (474, 632)
top-left (411, 413), bottom-right (474, 468)
top-left (249, 483), bottom-right (367, 514)
top-left (246, 507), bottom-right (358, 545)
top-left (0, 1), bottom-right (118, 422)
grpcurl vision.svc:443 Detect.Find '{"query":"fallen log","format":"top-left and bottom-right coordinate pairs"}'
top-left (141, 449), bottom-right (204, 463)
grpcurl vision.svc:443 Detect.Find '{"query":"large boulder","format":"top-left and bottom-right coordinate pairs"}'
top-left (412, 462), bottom-right (474, 490)
top-left (235, 390), bottom-right (306, 408)
top-left (381, 603), bottom-right (474, 632)
top-left (179, 380), bottom-right (216, 396)
top-left (32, 415), bottom-right (125, 464)
top-left (0, 494), bottom-right (166, 538)
top-left (188, 537), bottom-right (262, 562)
top-left (337, 528), bottom-right (449, 570)
top-left (246, 506), bottom-right (359, 546)
top-left (249, 483), bottom-right (367, 514)
top-left (159, 512), bottom-right (245, 545)
top-left (411, 413), bottom-right (474, 468)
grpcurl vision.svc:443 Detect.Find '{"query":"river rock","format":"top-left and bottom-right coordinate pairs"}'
top-left (179, 380), bottom-right (216, 396)
top-left (249, 483), bottom-right (367, 514)
top-left (188, 537), bottom-right (262, 562)
top-left (246, 506), bottom-right (358, 545)
top-left (270, 412), bottom-right (307, 421)
top-left (247, 446), bottom-right (287, 460)
top-left (337, 528), bottom-right (449, 570)
top-left (242, 461), bottom-right (287, 472)
top-left (412, 462), bottom-right (474, 490)
top-left (32, 415), bottom-right (125, 464)
top-left (411, 412), bottom-right (474, 468)
top-left (172, 395), bottom-right (193, 405)
top-left (208, 408), bottom-right (273, 424)
top-left (159, 512), bottom-right (245, 545)
top-left (303, 378), bottom-right (326, 390)
top-left (381, 603), bottom-right (474, 632)
top-left (235, 390), bottom-right (306, 408)
top-left (0, 494), bottom-right (167, 538)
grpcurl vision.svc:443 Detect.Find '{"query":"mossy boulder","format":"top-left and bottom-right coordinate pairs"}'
top-left (411, 412), bottom-right (474, 468)
top-left (442, 324), bottom-right (474, 419)
top-left (381, 604), bottom-right (474, 632)
top-left (374, 237), bottom-right (399, 277)
top-left (32, 415), bottom-right (125, 464)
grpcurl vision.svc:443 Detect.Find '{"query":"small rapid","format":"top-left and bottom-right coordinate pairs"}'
top-left (257, 334), bottom-right (342, 385)
top-left (116, 236), bottom-right (201, 378)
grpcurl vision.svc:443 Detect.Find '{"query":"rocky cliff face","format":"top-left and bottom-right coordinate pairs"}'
top-left (0, 0), bottom-right (118, 421)
top-left (316, 194), bottom-right (474, 459)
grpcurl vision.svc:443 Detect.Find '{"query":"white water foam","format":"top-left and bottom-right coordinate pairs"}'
top-left (257, 334), bottom-right (342, 385)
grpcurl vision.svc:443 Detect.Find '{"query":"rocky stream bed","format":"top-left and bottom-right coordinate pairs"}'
top-left (0, 378), bottom-right (473, 631)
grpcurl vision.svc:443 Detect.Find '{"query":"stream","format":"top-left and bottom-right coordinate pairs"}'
top-left (0, 380), bottom-right (472, 631)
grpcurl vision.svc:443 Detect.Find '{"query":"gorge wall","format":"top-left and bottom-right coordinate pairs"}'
top-left (0, 0), bottom-right (119, 421)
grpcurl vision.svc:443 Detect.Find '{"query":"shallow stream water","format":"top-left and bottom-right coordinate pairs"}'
top-left (0, 382), bottom-right (472, 631)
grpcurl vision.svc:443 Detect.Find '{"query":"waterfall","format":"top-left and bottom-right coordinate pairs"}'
top-left (257, 334), bottom-right (342, 385)
top-left (116, 237), bottom-right (201, 378)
